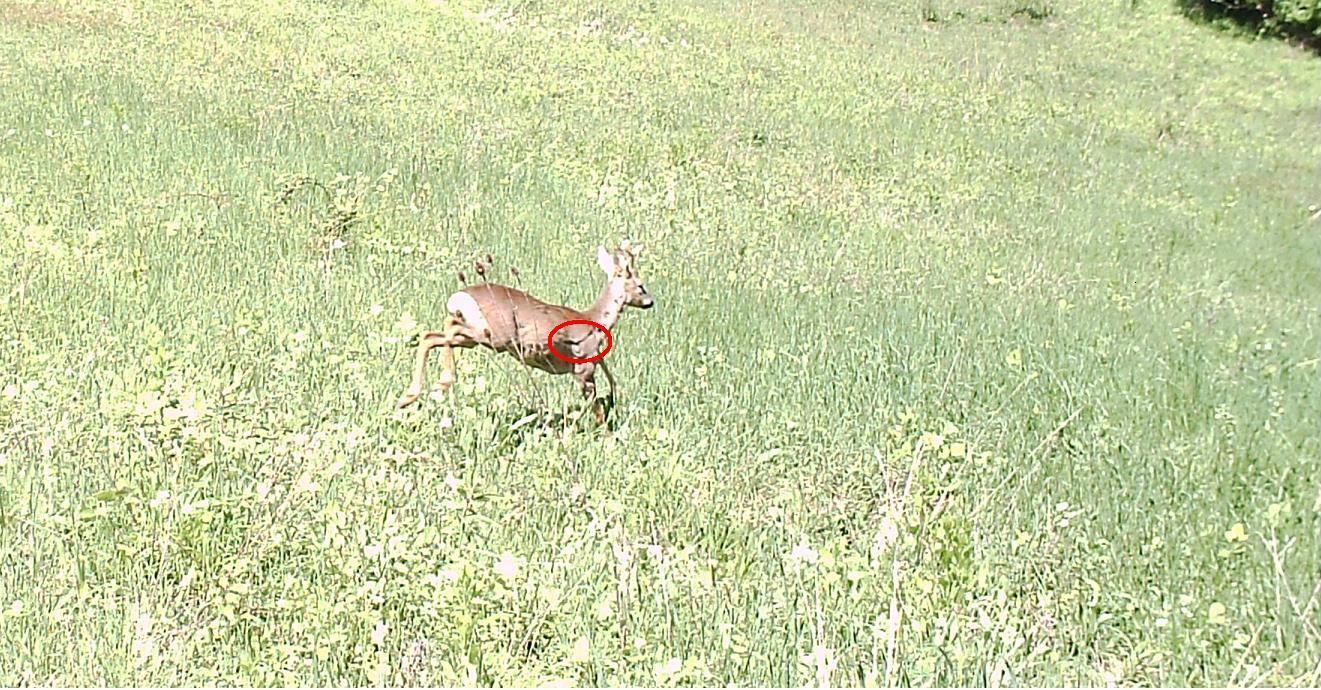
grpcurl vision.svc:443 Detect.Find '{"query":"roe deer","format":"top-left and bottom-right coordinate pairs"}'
top-left (396, 241), bottom-right (654, 425)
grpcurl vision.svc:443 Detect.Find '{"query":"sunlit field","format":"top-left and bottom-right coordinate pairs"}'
top-left (1, 0), bottom-right (1318, 685)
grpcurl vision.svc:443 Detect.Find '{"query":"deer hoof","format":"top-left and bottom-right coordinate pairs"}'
top-left (397, 389), bottom-right (421, 409)
top-left (438, 370), bottom-right (454, 391)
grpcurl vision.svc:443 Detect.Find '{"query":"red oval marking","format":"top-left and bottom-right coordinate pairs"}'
top-left (547, 319), bottom-right (612, 364)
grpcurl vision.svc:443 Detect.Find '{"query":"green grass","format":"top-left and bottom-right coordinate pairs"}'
top-left (1, 0), bottom-right (1318, 685)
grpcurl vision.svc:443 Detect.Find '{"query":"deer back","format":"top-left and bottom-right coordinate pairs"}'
top-left (457, 284), bottom-right (584, 353)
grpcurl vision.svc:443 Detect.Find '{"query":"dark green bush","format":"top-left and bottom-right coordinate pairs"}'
top-left (1180, 0), bottom-right (1321, 51)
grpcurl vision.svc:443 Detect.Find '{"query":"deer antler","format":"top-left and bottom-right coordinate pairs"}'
top-left (618, 238), bottom-right (644, 258)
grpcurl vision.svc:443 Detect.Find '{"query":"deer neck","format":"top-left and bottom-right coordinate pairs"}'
top-left (586, 279), bottom-right (627, 329)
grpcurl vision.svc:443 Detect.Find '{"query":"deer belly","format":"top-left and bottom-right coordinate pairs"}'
top-left (505, 347), bottom-right (573, 375)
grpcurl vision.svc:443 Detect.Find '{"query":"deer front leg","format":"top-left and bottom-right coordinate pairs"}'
top-left (573, 363), bottom-right (606, 427)
top-left (598, 359), bottom-right (618, 400)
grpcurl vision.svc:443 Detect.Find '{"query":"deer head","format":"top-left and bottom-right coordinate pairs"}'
top-left (597, 241), bottom-right (654, 310)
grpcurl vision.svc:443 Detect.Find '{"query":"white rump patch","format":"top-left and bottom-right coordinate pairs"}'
top-left (447, 291), bottom-right (489, 332)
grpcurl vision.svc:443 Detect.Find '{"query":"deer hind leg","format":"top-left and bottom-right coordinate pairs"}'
top-left (436, 322), bottom-right (482, 391)
top-left (437, 337), bottom-right (457, 391)
top-left (397, 317), bottom-right (471, 409)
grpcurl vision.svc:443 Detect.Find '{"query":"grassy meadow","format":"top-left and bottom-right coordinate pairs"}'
top-left (1, 0), bottom-right (1319, 685)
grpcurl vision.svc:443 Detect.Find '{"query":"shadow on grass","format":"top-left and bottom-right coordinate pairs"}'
top-left (493, 394), bottom-right (620, 446)
top-left (1177, 0), bottom-right (1321, 54)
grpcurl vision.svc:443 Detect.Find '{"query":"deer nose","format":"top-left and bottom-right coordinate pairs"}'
top-left (639, 293), bottom-right (655, 309)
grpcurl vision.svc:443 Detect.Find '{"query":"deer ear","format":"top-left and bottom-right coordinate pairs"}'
top-left (597, 245), bottom-right (615, 275)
